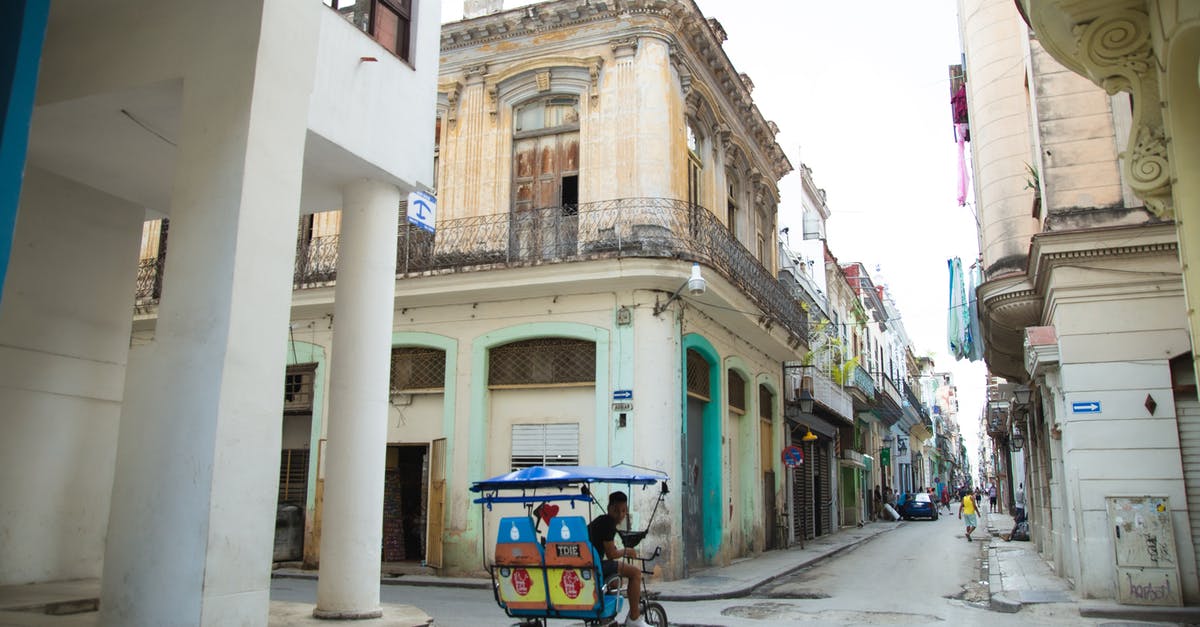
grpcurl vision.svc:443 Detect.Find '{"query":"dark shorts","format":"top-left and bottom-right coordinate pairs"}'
top-left (601, 560), bottom-right (618, 578)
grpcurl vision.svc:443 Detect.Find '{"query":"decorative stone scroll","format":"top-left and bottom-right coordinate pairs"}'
top-left (1071, 5), bottom-right (1173, 218)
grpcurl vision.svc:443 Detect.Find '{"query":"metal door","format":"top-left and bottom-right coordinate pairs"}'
top-left (684, 396), bottom-right (705, 572)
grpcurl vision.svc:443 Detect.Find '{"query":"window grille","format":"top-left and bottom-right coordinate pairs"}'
top-left (278, 449), bottom-right (309, 507)
top-left (760, 385), bottom-right (773, 420)
top-left (391, 346), bottom-right (446, 391)
top-left (686, 349), bottom-right (710, 401)
top-left (283, 365), bottom-right (317, 413)
top-left (728, 370), bottom-right (746, 413)
top-left (489, 338), bottom-right (595, 387)
top-left (511, 423), bottom-right (580, 470)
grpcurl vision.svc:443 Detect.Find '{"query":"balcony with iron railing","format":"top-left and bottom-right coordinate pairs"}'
top-left (782, 363), bottom-right (853, 423)
top-left (137, 198), bottom-right (808, 339)
top-left (847, 364), bottom-right (876, 400)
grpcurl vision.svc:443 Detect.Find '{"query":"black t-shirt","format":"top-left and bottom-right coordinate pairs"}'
top-left (588, 514), bottom-right (617, 558)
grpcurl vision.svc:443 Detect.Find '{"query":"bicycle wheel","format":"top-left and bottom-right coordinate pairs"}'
top-left (641, 601), bottom-right (668, 626)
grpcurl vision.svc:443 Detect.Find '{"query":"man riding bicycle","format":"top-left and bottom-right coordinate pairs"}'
top-left (588, 491), bottom-right (647, 627)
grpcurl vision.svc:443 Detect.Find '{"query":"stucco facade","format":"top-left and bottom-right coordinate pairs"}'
top-left (1, 0), bottom-right (440, 623)
top-left (960, 0), bottom-right (1198, 605)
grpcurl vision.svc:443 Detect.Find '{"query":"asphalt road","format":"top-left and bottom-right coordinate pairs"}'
top-left (269, 515), bottom-right (1136, 626)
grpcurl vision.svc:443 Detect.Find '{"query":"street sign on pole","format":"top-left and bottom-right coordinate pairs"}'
top-left (782, 445), bottom-right (803, 468)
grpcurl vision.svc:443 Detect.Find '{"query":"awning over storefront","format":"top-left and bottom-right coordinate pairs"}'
top-left (785, 409), bottom-right (843, 439)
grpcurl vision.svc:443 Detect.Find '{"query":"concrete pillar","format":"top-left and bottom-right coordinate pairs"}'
top-left (99, 2), bottom-right (317, 624)
top-left (315, 179), bottom-right (401, 619)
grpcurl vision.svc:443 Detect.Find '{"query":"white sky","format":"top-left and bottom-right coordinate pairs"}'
top-left (440, 0), bottom-right (987, 472)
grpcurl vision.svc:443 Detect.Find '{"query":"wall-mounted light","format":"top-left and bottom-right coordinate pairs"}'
top-left (1011, 427), bottom-right (1025, 451)
top-left (653, 263), bottom-right (707, 315)
top-left (798, 366), bottom-right (815, 414)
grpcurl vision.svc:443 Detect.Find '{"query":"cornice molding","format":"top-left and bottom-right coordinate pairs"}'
top-left (440, 0), bottom-right (791, 182)
top-left (1026, 1), bottom-right (1173, 218)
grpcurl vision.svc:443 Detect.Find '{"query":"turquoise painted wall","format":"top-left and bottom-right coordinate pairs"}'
top-left (390, 330), bottom-right (458, 481)
top-left (284, 340), bottom-right (326, 516)
top-left (682, 333), bottom-right (722, 562)
top-left (0, 1), bottom-right (48, 305)
top-left (462, 322), bottom-right (611, 560)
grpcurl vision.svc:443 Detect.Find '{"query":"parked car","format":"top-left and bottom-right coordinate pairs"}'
top-left (900, 492), bottom-right (938, 520)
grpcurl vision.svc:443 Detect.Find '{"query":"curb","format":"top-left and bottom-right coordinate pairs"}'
top-left (271, 571), bottom-right (491, 590)
top-left (656, 524), bottom-right (899, 602)
top-left (270, 525), bottom-right (898, 602)
top-left (983, 514), bottom-right (1022, 614)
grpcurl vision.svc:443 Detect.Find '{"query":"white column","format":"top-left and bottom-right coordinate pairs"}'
top-left (100, 2), bottom-right (317, 624)
top-left (315, 179), bottom-right (401, 619)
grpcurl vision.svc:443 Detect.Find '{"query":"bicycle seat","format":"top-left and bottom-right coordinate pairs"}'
top-left (616, 530), bottom-right (646, 548)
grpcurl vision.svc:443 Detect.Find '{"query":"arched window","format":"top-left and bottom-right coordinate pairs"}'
top-left (687, 122), bottom-right (703, 209)
top-left (489, 337), bottom-right (595, 387)
top-left (686, 349), bottom-right (711, 400)
top-left (728, 369), bottom-right (746, 414)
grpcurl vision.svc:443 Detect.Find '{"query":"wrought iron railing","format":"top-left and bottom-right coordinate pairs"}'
top-left (782, 363), bottom-right (852, 422)
top-left (140, 198), bottom-right (809, 339)
top-left (848, 365), bottom-right (876, 398)
top-left (134, 257), bottom-right (163, 314)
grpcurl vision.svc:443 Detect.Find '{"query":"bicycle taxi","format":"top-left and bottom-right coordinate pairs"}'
top-left (469, 464), bottom-right (670, 626)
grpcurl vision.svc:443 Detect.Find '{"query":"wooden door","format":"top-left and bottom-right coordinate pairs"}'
top-left (511, 132), bottom-right (579, 259)
top-left (425, 438), bottom-right (447, 568)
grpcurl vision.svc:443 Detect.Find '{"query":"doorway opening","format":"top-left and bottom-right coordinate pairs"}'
top-left (383, 444), bottom-right (428, 563)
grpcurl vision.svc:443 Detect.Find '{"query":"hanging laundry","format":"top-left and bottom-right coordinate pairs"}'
top-left (967, 263), bottom-right (985, 361)
top-left (947, 258), bottom-right (969, 360)
top-left (956, 123), bottom-right (971, 206)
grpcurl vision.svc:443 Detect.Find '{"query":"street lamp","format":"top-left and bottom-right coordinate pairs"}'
top-left (1011, 427), bottom-right (1025, 451)
top-left (798, 367), bottom-right (815, 414)
top-left (1012, 385), bottom-right (1033, 406)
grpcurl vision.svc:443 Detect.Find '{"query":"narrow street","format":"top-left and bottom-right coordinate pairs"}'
top-left (270, 518), bottom-right (1113, 626)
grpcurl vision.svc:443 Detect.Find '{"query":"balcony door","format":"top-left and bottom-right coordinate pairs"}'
top-left (511, 96), bottom-right (580, 260)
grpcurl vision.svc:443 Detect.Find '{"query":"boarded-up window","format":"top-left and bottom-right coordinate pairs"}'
top-left (489, 338), bottom-right (595, 387)
top-left (728, 370), bottom-right (746, 414)
top-left (391, 347), bottom-right (446, 392)
top-left (283, 364), bottom-right (317, 414)
top-left (511, 423), bottom-right (580, 470)
top-left (686, 349), bottom-right (710, 401)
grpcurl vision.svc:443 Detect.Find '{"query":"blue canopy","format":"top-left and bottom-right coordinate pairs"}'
top-left (470, 464), bottom-right (668, 493)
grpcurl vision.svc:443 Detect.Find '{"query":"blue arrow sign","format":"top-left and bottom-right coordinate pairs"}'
top-left (613, 390), bottom-right (632, 400)
top-left (1072, 401), bottom-right (1101, 414)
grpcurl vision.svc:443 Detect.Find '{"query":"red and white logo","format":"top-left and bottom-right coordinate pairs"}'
top-left (511, 568), bottom-right (532, 596)
top-left (560, 569), bottom-right (582, 599)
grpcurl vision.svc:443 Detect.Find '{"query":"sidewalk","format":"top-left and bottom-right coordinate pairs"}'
top-left (273, 521), bottom-right (901, 602)
top-left (0, 520), bottom-right (902, 624)
top-left (0, 579), bottom-right (433, 626)
top-left (982, 510), bottom-right (1200, 622)
top-left (653, 521), bottom-right (896, 601)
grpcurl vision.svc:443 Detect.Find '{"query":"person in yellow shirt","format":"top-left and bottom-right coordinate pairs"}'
top-left (958, 491), bottom-right (978, 541)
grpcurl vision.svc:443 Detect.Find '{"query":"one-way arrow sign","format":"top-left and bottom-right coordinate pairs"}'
top-left (1072, 401), bottom-right (1102, 414)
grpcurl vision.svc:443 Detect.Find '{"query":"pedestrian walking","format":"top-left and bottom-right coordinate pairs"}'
top-left (988, 484), bottom-right (997, 513)
top-left (940, 488), bottom-right (951, 513)
top-left (1014, 483), bottom-right (1025, 520)
top-left (958, 491), bottom-right (978, 541)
